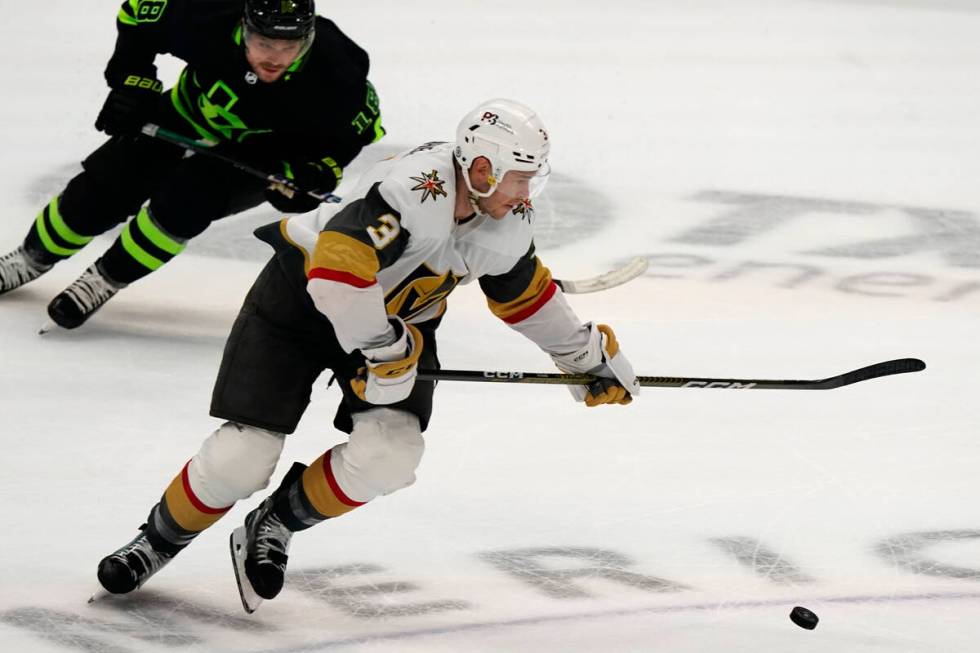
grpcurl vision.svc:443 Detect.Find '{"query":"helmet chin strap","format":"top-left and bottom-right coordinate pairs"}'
top-left (460, 161), bottom-right (498, 198)
top-left (467, 193), bottom-right (487, 216)
top-left (466, 193), bottom-right (486, 215)
top-left (459, 164), bottom-right (498, 216)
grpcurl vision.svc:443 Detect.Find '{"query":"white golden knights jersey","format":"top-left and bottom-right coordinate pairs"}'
top-left (272, 141), bottom-right (590, 357)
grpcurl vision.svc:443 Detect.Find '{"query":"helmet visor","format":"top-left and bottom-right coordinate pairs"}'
top-left (527, 161), bottom-right (551, 199)
top-left (495, 162), bottom-right (551, 201)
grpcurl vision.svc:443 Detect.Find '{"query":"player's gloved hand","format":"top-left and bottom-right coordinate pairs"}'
top-left (350, 317), bottom-right (424, 405)
top-left (264, 159), bottom-right (339, 213)
top-left (95, 76), bottom-right (163, 136)
top-left (551, 323), bottom-right (640, 407)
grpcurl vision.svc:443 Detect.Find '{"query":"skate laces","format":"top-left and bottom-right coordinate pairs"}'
top-left (115, 530), bottom-right (172, 580)
top-left (252, 508), bottom-right (291, 567)
top-left (63, 265), bottom-right (121, 312)
top-left (0, 247), bottom-right (50, 290)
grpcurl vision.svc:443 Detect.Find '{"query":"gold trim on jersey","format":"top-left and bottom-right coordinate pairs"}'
top-left (310, 232), bottom-right (380, 283)
top-left (279, 218), bottom-right (311, 274)
top-left (486, 258), bottom-right (554, 321)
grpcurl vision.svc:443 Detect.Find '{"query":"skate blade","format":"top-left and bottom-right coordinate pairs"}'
top-left (230, 526), bottom-right (263, 614)
top-left (87, 587), bottom-right (111, 604)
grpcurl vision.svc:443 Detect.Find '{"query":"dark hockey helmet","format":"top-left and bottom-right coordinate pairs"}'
top-left (244, 0), bottom-right (316, 40)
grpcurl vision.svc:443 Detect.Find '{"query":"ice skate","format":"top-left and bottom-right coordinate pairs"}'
top-left (97, 525), bottom-right (175, 595)
top-left (230, 496), bottom-right (294, 614)
top-left (45, 261), bottom-right (126, 330)
top-left (0, 246), bottom-right (53, 295)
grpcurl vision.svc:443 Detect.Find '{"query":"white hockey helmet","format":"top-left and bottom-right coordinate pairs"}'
top-left (454, 98), bottom-right (551, 199)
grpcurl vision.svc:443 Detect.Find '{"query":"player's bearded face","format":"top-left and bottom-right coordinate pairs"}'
top-left (478, 170), bottom-right (535, 220)
top-left (244, 33), bottom-right (307, 82)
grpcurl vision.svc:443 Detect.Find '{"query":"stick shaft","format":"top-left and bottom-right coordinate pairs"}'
top-left (141, 124), bottom-right (340, 203)
top-left (418, 358), bottom-right (925, 390)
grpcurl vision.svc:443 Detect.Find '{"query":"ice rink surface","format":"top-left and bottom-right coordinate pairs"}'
top-left (1, 1), bottom-right (979, 651)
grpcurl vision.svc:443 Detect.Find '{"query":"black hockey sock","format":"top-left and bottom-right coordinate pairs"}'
top-left (99, 207), bottom-right (188, 285)
top-left (271, 462), bottom-right (329, 533)
top-left (24, 196), bottom-right (95, 266)
top-left (144, 500), bottom-right (198, 556)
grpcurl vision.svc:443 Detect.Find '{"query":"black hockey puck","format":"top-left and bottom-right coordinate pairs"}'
top-left (789, 605), bottom-right (819, 630)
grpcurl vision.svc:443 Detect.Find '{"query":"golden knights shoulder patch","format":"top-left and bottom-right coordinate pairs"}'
top-left (512, 198), bottom-right (534, 221)
top-left (409, 170), bottom-right (448, 203)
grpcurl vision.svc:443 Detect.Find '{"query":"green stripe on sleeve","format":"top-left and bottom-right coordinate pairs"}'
top-left (372, 117), bottom-right (386, 143)
top-left (119, 0), bottom-right (139, 24)
top-left (118, 8), bottom-right (138, 26)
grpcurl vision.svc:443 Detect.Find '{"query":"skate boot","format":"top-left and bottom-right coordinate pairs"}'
top-left (97, 524), bottom-right (176, 594)
top-left (46, 261), bottom-right (126, 329)
top-left (230, 497), bottom-right (293, 613)
top-left (0, 245), bottom-right (53, 295)
top-left (230, 463), bottom-right (308, 613)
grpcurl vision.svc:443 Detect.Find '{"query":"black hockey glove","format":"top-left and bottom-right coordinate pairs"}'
top-left (264, 159), bottom-right (340, 214)
top-left (95, 76), bottom-right (163, 136)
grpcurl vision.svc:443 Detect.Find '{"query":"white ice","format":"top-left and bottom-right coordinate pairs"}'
top-left (1, 1), bottom-right (979, 651)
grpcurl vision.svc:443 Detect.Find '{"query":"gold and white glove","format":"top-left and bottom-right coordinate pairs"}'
top-left (351, 317), bottom-right (423, 405)
top-left (552, 323), bottom-right (639, 407)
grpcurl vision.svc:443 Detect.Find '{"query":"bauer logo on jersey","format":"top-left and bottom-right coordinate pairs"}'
top-left (409, 170), bottom-right (448, 203)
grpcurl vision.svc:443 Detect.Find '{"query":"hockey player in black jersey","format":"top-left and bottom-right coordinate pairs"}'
top-left (94, 99), bottom-right (639, 613)
top-left (0, 0), bottom-right (384, 329)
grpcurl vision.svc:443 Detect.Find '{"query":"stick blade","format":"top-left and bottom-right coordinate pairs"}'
top-left (556, 257), bottom-right (649, 294)
top-left (824, 357), bottom-right (926, 389)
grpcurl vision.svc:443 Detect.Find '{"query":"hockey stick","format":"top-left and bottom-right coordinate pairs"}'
top-left (140, 123), bottom-right (341, 204)
top-left (553, 256), bottom-right (649, 294)
top-left (417, 358), bottom-right (925, 390)
top-left (146, 120), bottom-right (643, 295)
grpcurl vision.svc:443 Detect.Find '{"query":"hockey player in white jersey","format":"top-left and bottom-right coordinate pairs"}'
top-left (94, 99), bottom-right (640, 612)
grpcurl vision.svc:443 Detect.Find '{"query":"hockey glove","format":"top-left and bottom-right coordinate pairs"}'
top-left (552, 323), bottom-right (640, 407)
top-left (264, 159), bottom-right (340, 213)
top-left (95, 76), bottom-right (163, 136)
top-left (350, 317), bottom-right (424, 405)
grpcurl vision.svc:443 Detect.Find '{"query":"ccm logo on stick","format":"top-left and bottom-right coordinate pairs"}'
top-left (484, 371), bottom-right (524, 379)
top-left (682, 381), bottom-right (757, 389)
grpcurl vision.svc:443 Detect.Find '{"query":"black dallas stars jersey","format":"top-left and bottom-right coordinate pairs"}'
top-left (271, 142), bottom-right (590, 357)
top-left (108, 0), bottom-right (382, 164)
